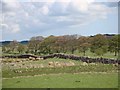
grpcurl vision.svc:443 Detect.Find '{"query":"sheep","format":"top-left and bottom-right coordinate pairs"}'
top-left (55, 62), bottom-right (59, 66)
top-left (57, 63), bottom-right (61, 67)
top-left (113, 63), bottom-right (118, 67)
top-left (40, 57), bottom-right (44, 60)
top-left (89, 63), bottom-right (97, 65)
top-left (36, 57), bottom-right (44, 60)
top-left (29, 57), bottom-right (35, 60)
top-left (54, 62), bottom-right (61, 67)
top-left (36, 57), bottom-right (41, 60)
top-left (48, 62), bottom-right (54, 65)
top-left (82, 62), bottom-right (88, 66)
top-left (48, 62), bottom-right (55, 67)
top-left (48, 65), bottom-right (54, 67)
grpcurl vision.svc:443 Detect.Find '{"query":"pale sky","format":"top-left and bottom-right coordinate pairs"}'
top-left (0, 0), bottom-right (119, 41)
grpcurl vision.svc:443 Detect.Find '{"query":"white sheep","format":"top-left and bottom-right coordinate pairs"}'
top-left (82, 62), bottom-right (88, 66)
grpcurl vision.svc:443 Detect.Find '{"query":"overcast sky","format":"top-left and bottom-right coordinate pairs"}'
top-left (0, 0), bottom-right (119, 41)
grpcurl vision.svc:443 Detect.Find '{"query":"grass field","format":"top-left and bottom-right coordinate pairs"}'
top-left (72, 50), bottom-right (118, 59)
top-left (2, 72), bottom-right (118, 88)
top-left (2, 52), bottom-right (119, 88)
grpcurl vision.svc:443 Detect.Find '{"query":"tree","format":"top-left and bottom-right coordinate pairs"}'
top-left (108, 35), bottom-right (120, 56)
top-left (28, 36), bottom-right (44, 55)
top-left (77, 36), bottom-right (90, 56)
top-left (55, 36), bottom-right (68, 53)
top-left (17, 44), bottom-right (26, 54)
top-left (30, 36), bottom-right (44, 41)
top-left (7, 40), bottom-right (19, 53)
top-left (66, 35), bottom-right (78, 54)
top-left (55, 35), bottom-right (78, 54)
top-left (90, 34), bottom-right (108, 56)
top-left (2, 45), bottom-right (10, 53)
top-left (39, 35), bottom-right (57, 54)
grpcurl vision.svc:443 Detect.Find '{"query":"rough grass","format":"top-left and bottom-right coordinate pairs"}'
top-left (2, 72), bottom-right (118, 88)
top-left (2, 64), bottom-right (118, 78)
top-left (2, 58), bottom-right (118, 78)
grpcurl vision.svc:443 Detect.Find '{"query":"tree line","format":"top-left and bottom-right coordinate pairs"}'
top-left (2, 34), bottom-right (120, 56)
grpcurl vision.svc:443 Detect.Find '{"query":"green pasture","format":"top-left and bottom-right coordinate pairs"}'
top-left (2, 72), bottom-right (118, 88)
top-left (71, 50), bottom-right (118, 59)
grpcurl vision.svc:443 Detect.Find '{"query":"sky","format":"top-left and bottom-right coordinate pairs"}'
top-left (0, 0), bottom-right (119, 41)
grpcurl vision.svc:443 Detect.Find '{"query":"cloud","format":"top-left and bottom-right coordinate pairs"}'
top-left (0, 24), bottom-right (8, 29)
top-left (2, 0), bottom-right (21, 13)
top-left (10, 24), bottom-right (20, 33)
top-left (1, 0), bottom-right (117, 40)
top-left (40, 5), bottom-right (49, 15)
top-left (109, 0), bottom-right (119, 1)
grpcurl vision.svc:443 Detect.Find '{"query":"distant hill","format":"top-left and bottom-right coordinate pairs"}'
top-left (90, 34), bottom-right (116, 38)
top-left (20, 41), bottom-right (29, 45)
top-left (0, 40), bottom-right (29, 46)
top-left (103, 34), bottom-right (116, 38)
top-left (0, 41), bottom-right (11, 46)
